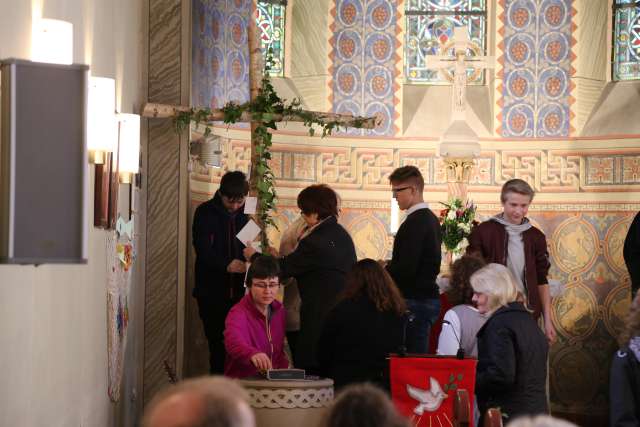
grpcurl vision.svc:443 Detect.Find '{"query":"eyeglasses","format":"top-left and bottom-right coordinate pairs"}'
top-left (252, 281), bottom-right (280, 290)
top-left (391, 186), bottom-right (413, 195)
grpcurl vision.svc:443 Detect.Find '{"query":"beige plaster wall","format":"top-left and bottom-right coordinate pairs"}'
top-left (0, 0), bottom-right (145, 425)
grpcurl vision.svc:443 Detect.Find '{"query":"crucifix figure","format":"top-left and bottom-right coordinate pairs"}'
top-left (426, 27), bottom-right (494, 122)
top-left (141, 3), bottom-right (379, 244)
top-left (425, 27), bottom-right (494, 198)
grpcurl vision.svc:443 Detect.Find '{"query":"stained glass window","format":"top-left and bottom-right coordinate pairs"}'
top-left (257, 0), bottom-right (287, 77)
top-left (613, 0), bottom-right (640, 81)
top-left (405, 0), bottom-right (486, 84)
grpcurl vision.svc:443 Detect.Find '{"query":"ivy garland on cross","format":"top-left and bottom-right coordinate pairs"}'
top-left (170, 56), bottom-right (376, 247)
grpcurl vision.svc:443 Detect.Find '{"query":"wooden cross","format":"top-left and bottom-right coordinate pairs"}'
top-left (141, 2), bottom-right (380, 240)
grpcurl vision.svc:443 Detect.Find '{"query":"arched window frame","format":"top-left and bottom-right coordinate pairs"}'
top-left (612, 0), bottom-right (640, 81)
top-left (256, 0), bottom-right (288, 77)
top-left (404, 0), bottom-right (487, 85)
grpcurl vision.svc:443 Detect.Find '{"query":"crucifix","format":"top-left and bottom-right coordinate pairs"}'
top-left (426, 27), bottom-right (494, 123)
top-left (425, 27), bottom-right (494, 199)
top-left (141, 3), bottom-right (380, 244)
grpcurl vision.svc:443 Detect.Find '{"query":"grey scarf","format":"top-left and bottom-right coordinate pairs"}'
top-left (491, 214), bottom-right (531, 293)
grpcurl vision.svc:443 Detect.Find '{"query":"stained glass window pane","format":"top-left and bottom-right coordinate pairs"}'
top-left (613, 1), bottom-right (640, 81)
top-left (257, 1), bottom-right (286, 77)
top-left (405, 0), bottom-right (486, 84)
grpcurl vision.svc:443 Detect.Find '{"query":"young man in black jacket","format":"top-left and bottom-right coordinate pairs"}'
top-left (385, 166), bottom-right (442, 353)
top-left (192, 171), bottom-right (249, 374)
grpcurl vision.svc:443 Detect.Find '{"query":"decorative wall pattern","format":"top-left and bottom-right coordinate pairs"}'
top-left (328, 0), bottom-right (401, 136)
top-left (192, 0), bottom-right (251, 109)
top-left (496, 0), bottom-right (577, 137)
top-left (192, 137), bottom-right (640, 192)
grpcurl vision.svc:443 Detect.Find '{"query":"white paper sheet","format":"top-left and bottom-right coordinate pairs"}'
top-left (236, 219), bottom-right (261, 246)
top-left (244, 196), bottom-right (257, 214)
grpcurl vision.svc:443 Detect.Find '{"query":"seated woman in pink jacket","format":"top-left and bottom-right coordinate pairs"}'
top-left (224, 255), bottom-right (289, 378)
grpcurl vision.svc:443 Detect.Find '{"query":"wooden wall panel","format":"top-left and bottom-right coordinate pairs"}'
top-left (144, 0), bottom-right (185, 405)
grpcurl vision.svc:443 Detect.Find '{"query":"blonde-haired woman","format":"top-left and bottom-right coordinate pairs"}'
top-left (472, 263), bottom-right (548, 422)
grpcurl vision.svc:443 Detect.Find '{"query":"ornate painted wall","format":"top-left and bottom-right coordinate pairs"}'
top-left (328, 0), bottom-right (402, 136)
top-left (496, 0), bottom-right (577, 137)
top-left (192, 0), bottom-right (251, 109)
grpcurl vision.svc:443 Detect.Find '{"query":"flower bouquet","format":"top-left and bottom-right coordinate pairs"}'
top-left (439, 198), bottom-right (478, 258)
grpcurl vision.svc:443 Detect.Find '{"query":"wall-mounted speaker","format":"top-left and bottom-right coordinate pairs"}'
top-left (1, 59), bottom-right (89, 264)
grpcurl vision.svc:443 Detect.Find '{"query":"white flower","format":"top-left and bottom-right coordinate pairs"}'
top-left (459, 238), bottom-right (469, 249)
top-left (447, 210), bottom-right (456, 220)
top-left (457, 222), bottom-right (471, 233)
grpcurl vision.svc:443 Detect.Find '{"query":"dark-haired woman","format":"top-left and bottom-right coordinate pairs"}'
top-left (244, 184), bottom-right (356, 373)
top-left (437, 255), bottom-right (487, 357)
top-left (610, 289), bottom-right (640, 426)
top-left (224, 255), bottom-right (289, 378)
top-left (318, 259), bottom-right (406, 390)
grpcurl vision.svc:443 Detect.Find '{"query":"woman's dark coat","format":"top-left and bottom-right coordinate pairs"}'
top-left (279, 216), bottom-right (356, 370)
top-left (475, 302), bottom-right (549, 420)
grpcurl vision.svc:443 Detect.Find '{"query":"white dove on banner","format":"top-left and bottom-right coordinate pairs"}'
top-left (406, 377), bottom-right (448, 415)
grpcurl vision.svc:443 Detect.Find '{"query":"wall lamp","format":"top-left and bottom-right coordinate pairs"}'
top-left (32, 18), bottom-right (73, 65)
top-left (88, 77), bottom-right (117, 164)
top-left (117, 113), bottom-right (140, 184)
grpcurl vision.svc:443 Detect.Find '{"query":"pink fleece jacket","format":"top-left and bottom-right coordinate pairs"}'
top-left (224, 293), bottom-right (288, 378)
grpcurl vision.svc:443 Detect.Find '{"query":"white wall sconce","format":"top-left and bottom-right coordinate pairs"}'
top-left (32, 18), bottom-right (73, 65)
top-left (117, 113), bottom-right (141, 184)
top-left (88, 77), bottom-right (117, 164)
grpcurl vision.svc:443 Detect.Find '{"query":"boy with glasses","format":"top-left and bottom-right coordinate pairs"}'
top-left (193, 170), bottom-right (250, 374)
top-left (386, 166), bottom-right (442, 353)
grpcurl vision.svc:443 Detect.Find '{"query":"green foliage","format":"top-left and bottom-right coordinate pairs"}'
top-left (173, 53), bottom-right (369, 245)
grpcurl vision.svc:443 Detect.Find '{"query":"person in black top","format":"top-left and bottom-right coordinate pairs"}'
top-left (385, 166), bottom-right (441, 353)
top-left (610, 289), bottom-right (640, 426)
top-left (318, 258), bottom-right (407, 391)
top-left (244, 184), bottom-right (356, 373)
top-left (624, 212), bottom-right (640, 297)
top-left (472, 263), bottom-right (548, 421)
top-left (192, 171), bottom-right (249, 374)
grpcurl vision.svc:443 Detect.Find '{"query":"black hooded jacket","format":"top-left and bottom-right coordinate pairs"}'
top-left (610, 340), bottom-right (640, 427)
top-left (192, 191), bottom-right (249, 301)
top-left (624, 212), bottom-right (640, 295)
top-left (475, 302), bottom-right (549, 420)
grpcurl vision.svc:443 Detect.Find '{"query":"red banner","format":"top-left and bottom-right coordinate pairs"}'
top-left (390, 356), bottom-right (477, 427)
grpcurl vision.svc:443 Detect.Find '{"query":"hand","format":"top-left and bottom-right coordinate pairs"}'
top-left (243, 243), bottom-right (257, 260)
top-left (250, 352), bottom-right (272, 372)
top-left (227, 259), bottom-right (246, 273)
top-left (544, 317), bottom-right (557, 344)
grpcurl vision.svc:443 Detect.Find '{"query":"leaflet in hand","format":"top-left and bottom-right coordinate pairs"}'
top-left (236, 219), bottom-right (261, 246)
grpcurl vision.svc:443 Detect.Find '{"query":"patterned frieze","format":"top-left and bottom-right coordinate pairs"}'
top-left (193, 136), bottom-right (640, 193)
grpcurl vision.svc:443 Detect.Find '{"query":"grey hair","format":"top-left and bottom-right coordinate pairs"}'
top-left (470, 263), bottom-right (521, 315)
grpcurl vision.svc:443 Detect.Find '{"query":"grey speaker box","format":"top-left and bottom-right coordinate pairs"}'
top-left (1, 59), bottom-right (89, 264)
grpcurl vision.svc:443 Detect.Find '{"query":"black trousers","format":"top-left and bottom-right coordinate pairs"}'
top-left (196, 296), bottom-right (235, 374)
